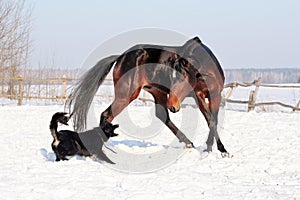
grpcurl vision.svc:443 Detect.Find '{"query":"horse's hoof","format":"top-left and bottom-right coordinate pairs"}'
top-left (221, 152), bottom-right (233, 158)
top-left (204, 145), bottom-right (212, 152)
top-left (186, 143), bottom-right (194, 148)
top-left (100, 122), bottom-right (119, 139)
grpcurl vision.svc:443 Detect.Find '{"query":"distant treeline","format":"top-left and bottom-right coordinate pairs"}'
top-left (21, 68), bottom-right (81, 80)
top-left (17, 67), bottom-right (300, 84)
top-left (225, 68), bottom-right (300, 84)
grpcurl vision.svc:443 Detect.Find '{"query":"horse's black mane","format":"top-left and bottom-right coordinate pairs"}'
top-left (200, 43), bottom-right (225, 79)
top-left (180, 37), bottom-right (224, 80)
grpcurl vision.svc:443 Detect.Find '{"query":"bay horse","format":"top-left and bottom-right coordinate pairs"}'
top-left (69, 37), bottom-right (229, 156)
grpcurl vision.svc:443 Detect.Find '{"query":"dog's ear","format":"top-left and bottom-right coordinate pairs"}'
top-left (62, 112), bottom-right (68, 115)
top-left (53, 112), bottom-right (68, 118)
top-left (55, 112), bottom-right (70, 126)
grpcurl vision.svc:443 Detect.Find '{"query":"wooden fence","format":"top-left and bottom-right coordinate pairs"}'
top-left (224, 77), bottom-right (300, 111)
top-left (1, 76), bottom-right (300, 112)
top-left (0, 76), bottom-right (146, 106)
top-left (0, 76), bottom-right (72, 105)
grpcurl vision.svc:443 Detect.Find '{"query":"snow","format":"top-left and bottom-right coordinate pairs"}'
top-left (0, 104), bottom-right (300, 199)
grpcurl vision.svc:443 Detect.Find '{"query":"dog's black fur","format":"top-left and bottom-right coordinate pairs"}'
top-left (50, 112), bottom-right (91, 161)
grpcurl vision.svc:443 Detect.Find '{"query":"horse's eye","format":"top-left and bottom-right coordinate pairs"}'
top-left (181, 58), bottom-right (188, 66)
top-left (196, 73), bottom-right (202, 78)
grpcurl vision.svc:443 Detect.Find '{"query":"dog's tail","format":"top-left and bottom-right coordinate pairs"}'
top-left (67, 55), bottom-right (119, 132)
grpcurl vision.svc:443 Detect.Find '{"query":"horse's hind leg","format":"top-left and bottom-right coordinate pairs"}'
top-left (197, 94), bottom-right (228, 154)
top-left (209, 96), bottom-right (228, 154)
top-left (100, 87), bottom-right (142, 139)
top-left (100, 104), bottom-right (115, 125)
top-left (100, 101), bottom-right (130, 140)
top-left (148, 88), bottom-right (194, 147)
top-left (100, 87), bottom-right (142, 124)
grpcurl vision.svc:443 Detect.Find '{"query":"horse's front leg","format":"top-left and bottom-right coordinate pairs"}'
top-left (165, 118), bottom-right (194, 148)
top-left (148, 89), bottom-right (194, 148)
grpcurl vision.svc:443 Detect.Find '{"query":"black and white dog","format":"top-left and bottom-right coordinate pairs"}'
top-left (50, 112), bottom-right (91, 161)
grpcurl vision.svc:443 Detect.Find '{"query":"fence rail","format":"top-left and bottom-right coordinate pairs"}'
top-left (1, 76), bottom-right (300, 111)
top-left (0, 76), bottom-right (146, 106)
top-left (224, 77), bottom-right (300, 111)
top-left (0, 76), bottom-right (72, 105)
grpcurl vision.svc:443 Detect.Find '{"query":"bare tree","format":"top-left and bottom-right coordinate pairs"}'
top-left (0, 0), bottom-right (31, 96)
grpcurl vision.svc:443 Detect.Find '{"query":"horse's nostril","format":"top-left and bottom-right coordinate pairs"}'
top-left (170, 106), bottom-right (176, 113)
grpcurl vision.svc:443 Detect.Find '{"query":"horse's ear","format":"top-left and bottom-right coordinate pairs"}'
top-left (182, 37), bottom-right (202, 51)
top-left (193, 37), bottom-right (202, 43)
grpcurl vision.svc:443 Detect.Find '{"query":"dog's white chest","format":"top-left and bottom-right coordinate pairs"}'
top-left (53, 140), bottom-right (60, 147)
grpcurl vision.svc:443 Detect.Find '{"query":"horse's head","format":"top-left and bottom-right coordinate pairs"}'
top-left (167, 55), bottom-right (199, 113)
top-left (167, 36), bottom-right (224, 113)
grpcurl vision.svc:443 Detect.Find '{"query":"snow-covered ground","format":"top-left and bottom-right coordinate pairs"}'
top-left (0, 104), bottom-right (300, 199)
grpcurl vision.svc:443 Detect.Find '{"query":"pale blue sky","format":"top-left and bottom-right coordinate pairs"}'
top-left (28, 0), bottom-right (300, 69)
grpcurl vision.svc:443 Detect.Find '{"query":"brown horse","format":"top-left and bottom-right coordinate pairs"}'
top-left (69, 37), bottom-right (229, 155)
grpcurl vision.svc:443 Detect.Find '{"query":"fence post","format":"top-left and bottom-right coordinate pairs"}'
top-left (0, 77), bottom-right (3, 95)
top-left (224, 84), bottom-right (236, 99)
top-left (248, 77), bottom-right (262, 111)
top-left (293, 100), bottom-right (300, 112)
top-left (140, 90), bottom-right (146, 106)
top-left (248, 91), bottom-right (254, 111)
top-left (17, 75), bottom-right (23, 106)
top-left (61, 75), bottom-right (67, 105)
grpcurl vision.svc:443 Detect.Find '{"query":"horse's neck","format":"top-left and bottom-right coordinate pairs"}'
top-left (130, 44), bottom-right (180, 54)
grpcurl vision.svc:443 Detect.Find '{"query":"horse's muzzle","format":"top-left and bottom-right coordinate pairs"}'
top-left (167, 93), bottom-right (181, 113)
top-left (167, 100), bottom-right (180, 113)
top-left (169, 105), bottom-right (179, 113)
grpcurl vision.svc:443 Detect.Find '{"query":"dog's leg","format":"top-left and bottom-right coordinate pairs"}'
top-left (52, 147), bottom-right (61, 162)
top-left (61, 156), bottom-right (68, 161)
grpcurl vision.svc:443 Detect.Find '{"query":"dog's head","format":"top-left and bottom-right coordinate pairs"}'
top-left (51, 112), bottom-right (70, 126)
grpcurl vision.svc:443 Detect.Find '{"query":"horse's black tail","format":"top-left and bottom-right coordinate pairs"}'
top-left (68, 55), bottom-right (119, 131)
